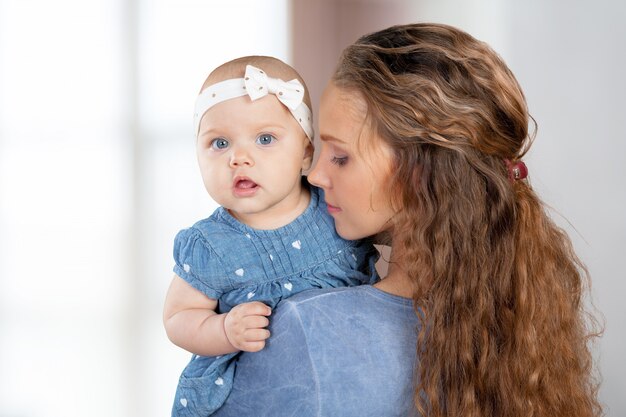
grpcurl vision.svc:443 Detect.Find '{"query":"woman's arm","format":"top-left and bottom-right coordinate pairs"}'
top-left (163, 275), bottom-right (271, 355)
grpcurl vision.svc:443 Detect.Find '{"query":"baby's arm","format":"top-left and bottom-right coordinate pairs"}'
top-left (163, 275), bottom-right (272, 355)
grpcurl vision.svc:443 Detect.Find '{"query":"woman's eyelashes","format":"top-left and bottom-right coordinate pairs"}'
top-left (324, 143), bottom-right (349, 166)
top-left (330, 155), bottom-right (348, 166)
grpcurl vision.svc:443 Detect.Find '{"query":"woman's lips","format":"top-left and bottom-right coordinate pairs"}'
top-left (326, 203), bottom-right (341, 214)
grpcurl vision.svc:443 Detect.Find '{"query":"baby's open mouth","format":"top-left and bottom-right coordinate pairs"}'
top-left (233, 177), bottom-right (260, 195)
top-left (235, 178), bottom-right (258, 189)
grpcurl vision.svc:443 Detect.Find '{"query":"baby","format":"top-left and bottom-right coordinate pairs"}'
top-left (163, 56), bottom-right (379, 416)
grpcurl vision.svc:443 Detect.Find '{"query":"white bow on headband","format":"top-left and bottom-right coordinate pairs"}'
top-left (244, 65), bottom-right (304, 110)
top-left (193, 65), bottom-right (313, 141)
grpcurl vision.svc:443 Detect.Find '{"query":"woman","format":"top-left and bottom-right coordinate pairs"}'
top-left (212, 23), bottom-right (602, 417)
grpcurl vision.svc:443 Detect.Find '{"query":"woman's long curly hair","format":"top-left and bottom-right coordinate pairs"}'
top-left (334, 23), bottom-right (602, 417)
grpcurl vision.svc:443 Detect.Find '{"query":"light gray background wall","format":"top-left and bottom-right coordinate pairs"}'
top-left (0, 1), bottom-right (622, 416)
top-left (291, 0), bottom-right (626, 415)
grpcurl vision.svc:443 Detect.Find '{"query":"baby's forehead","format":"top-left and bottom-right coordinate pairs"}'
top-left (204, 64), bottom-right (245, 86)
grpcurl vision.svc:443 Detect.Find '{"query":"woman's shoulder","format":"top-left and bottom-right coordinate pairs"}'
top-left (273, 286), bottom-right (418, 337)
top-left (279, 285), bottom-right (414, 310)
top-left (215, 285), bottom-right (421, 417)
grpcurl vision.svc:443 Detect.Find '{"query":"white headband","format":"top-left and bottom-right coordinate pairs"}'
top-left (193, 64), bottom-right (314, 142)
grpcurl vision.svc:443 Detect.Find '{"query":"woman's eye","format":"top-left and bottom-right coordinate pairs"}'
top-left (256, 134), bottom-right (276, 146)
top-left (210, 138), bottom-right (229, 150)
top-left (331, 156), bottom-right (348, 166)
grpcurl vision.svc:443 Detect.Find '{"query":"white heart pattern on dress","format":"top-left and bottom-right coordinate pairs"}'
top-left (284, 282), bottom-right (293, 291)
top-left (292, 240), bottom-right (301, 250)
top-left (180, 398), bottom-right (188, 407)
top-left (235, 268), bottom-right (244, 277)
top-left (215, 377), bottom-right (224, 386)
top-left (247, 292), bottom-right (255, 299)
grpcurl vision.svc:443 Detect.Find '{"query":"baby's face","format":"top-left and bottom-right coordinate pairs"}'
top-left (196, 94), bottom-right (312, 228)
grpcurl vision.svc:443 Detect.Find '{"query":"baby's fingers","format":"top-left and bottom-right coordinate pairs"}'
top-left (242, 314), bottom-right (270, 330)
top-left (241, 340), bottom-right (267, 353)
top-left (238, 328), bottom-right (270, 352)
top-left (244, 328), bottom-right (271, 343)
top-left (224, 302), bottom-right (272, 351)
top-left (238, 301), bottom-right (272, 317)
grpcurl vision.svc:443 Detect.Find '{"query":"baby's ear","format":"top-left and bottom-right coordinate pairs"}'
top-left (301, 141), bottom-right (314, 171)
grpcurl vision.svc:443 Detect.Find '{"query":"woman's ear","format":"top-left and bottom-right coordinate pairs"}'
top-left (301, 142), bottom-right (314, 171)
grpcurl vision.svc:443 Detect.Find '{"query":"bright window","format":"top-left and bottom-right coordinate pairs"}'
top-left (0, 1), bottom-right (288, 416)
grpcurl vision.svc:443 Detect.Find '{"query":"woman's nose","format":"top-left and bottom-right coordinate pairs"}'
top-left (307, 158), bottom-right (330, 189)
top-left (229, 146), bottom-right (254, 167)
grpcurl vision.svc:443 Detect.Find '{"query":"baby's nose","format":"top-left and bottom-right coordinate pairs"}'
top-left (229, 147), bottom-right (254, 167)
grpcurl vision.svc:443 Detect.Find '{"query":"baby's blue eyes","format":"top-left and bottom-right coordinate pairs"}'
top-left (210, 138), bottom-right (229, 150)
top-left (256, 134), bottom-right (276, 146)
top-left (209, 135), bottom-right (275, 150)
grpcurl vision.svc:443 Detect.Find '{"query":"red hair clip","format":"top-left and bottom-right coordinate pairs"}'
top-left (504, 159), bottom-right (528, 181)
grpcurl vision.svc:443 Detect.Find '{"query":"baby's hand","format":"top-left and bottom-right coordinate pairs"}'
top-left (223, 302), bottom-right (272, 352)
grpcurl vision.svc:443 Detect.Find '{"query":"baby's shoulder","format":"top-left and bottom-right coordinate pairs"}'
top-left (184, 208), bottom-right (253, 244)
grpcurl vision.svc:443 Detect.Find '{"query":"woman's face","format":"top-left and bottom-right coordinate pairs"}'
top-left (308, 83), bottom-right (396, 240)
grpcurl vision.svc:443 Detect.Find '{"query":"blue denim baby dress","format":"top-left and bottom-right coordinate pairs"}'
top-left (171, 183), bottom-right (379, 416)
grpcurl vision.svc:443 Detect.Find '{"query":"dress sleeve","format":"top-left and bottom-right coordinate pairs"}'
top-left (211, 301), bottom-right (318, 417)
top-left (173, 227), bottom-right (231, 299)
